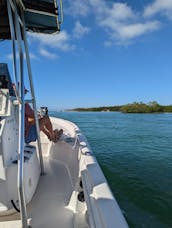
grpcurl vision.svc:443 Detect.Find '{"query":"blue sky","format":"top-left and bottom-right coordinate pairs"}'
top-left (1, 0), bottom-right (172, 110)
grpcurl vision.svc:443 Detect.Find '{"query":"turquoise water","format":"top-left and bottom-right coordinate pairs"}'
top-left (50, 112), bottom-right (172, 228)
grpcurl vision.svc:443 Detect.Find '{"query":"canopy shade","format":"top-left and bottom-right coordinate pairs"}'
top-left (0, 0), bottom-right (61, 39)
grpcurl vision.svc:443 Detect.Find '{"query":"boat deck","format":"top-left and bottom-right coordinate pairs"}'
top-left (0, 142), bottom-right (89, 228)
top-left (28, 158), bottom-right (74, 228)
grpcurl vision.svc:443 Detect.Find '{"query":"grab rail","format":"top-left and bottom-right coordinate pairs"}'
top-left (21, 10), bottom-right (45, 175)
top-left (59, 0), bottom-right (64, 24)
top-left (7, 1), bottom-right (28, 227)
top-left (6, 0), bottom-right (63, 227)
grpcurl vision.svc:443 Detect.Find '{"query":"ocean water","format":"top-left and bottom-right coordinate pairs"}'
top-left (50, 111), bottom-right (172, 228)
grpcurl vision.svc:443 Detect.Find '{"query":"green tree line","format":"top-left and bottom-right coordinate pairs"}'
top-left (71, 101), bottom-right (172, 113)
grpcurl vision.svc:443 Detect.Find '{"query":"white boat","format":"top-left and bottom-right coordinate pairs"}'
top-left (0, 1), bottom-right (128, 227)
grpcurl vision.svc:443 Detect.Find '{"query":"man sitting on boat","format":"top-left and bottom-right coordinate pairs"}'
top-left (25, 102), bottom-right (63, 143)
top-left (13, 84), bottom-right (63, 143)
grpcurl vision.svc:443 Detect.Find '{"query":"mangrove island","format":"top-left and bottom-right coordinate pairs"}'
top-left (70, 101), bottom-right (172, 113)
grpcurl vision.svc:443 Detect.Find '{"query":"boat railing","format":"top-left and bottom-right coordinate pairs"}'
top-left (59, 0), bottom-right (64, 25)
top-left (5, 0), bottom-right (63, 227)
top-left (73, 131), bottom-right (85, 149)
top-left (7, 1), bottom-right (28, 227)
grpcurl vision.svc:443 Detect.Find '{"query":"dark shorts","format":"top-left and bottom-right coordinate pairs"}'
top-left (25, 125), bottom-right (37, 144)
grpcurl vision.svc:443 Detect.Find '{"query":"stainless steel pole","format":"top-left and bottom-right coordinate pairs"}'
top-left (11, 0), bottom-right (28, 227)
top-left (20, 10), bottom-right (45, 175)
top-left (7, 0), bottom-right (19, 89)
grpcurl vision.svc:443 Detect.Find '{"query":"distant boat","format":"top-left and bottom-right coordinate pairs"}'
top-left (101, 109), bottom-right (110, 112)
top-left (0, 1), bottom-right (128, 227)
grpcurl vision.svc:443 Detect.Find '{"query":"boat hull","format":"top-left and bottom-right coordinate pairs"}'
top-left (0, 117), bottom-right (128, 227)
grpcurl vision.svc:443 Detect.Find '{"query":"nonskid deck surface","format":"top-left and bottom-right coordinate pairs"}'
top-left (27, 157), bottom-right (74, 228)
top-left (0, 142), bottom-right (88, 228)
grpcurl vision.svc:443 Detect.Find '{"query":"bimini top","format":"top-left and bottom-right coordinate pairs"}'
top-left (0, 0), bottom-right (62, 39)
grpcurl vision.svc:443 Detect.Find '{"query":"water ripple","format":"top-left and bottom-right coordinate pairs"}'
top-left (51, 112), bottom-right (172, 228)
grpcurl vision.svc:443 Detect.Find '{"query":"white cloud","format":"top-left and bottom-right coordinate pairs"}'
top-left (73, 21), bottom-right (90, 39)
top-left (30, 53), bottom-right (39, 60)
top-left (39, 48), bottom-right (58, 59)
top-left (6, 52), bottom-right (38, 60)
top-left (144, 0), bottom-right (172, 19)
top-left (88, 0), bottom-right (108, 19)
top-left (27, 0), bottom-right (165, 48)
top-left (104, 40), bottom-right (113, 47)
top-left (117, 21), bottom-right (161, 41)
top-left (64, 0), bottom-right (168, 45)
top-left (89, 0), bottom-right (135, 20)
top-left (6, 53), bottom-right (15, 60)
top-left (104, 3), bottom-right (136, 21)
top-left (29, 31), bottom-right (75, 51)
top-left (65, 0), bottom-right (90, 17)
top-left (89, 0), bottom-right (161, 44)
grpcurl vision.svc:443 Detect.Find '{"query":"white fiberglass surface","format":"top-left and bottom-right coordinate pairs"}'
top-left (27, 157), bottom-right (74, 228)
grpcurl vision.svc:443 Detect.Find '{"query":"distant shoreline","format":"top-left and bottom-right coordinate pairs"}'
top-left (69, 102), bottom-right (172, 113)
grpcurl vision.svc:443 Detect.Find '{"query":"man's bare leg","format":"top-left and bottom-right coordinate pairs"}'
top-left (39, 117), bottom-right (54, 140)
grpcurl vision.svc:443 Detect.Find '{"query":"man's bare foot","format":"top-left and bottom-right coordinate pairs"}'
top-left (52, 129), bottom-right (63, 143)
top-left (56, 129), bottom-right (63, 140)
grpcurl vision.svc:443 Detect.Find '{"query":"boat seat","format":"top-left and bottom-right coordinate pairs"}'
top-left (0, 144), bottom-right (40, 214)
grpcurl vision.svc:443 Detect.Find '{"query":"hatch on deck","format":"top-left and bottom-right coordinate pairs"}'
top-left (0, 0), bottom-right (62, 40)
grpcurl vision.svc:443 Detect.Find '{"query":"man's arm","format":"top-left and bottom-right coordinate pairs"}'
top-left (25, 103), bottom-right (35, 120)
